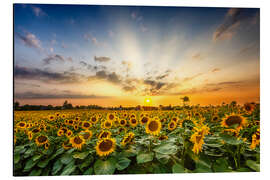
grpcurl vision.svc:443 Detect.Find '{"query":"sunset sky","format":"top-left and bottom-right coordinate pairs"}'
top-left (14, 4), bottom-right (260, 106)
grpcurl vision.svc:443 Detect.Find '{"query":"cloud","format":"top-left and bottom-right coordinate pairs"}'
top-left (211, 68), bottom-right (221, 73)
top-left (14, 65), bottom-right (83, 84)
top-left (15, 91), bottom-right (109, 99)
top-left (84, 33), bottom-right (99, 46)
top-left (191, 53), bottom-right (204, 61)
top-left (94, 56), bottom-right (111, 62)
top-left (16, 31), bottom-right (43, 51)
top-left (31, 6), bottom-right (47, 17)
top-left (183, 73), bottom-right (204, 82)
top-left (89, 70), bottom-right (121, 84)
top-left (213, 8), bottom-right (256, 41)
top-left (42, 54), bottom-right (73, 65)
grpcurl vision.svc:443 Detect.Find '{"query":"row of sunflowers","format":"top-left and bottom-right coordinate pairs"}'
top-left (14, 102), bottom-right (260, 175)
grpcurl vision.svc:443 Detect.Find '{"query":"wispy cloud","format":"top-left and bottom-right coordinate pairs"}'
top-left (15, 91), bottom-right (109, 99)
top-left (15, 31), bottom-right (43, 51)
top-left (213, 8), bottom-right (257, 41)
top-left (43, 54), bottom-right (73, 65)
top-left (31, 5), bottom-right (47, 17)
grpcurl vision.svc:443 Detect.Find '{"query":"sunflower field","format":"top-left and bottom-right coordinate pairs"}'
top-left (13, 102), bottom-right (260, 176)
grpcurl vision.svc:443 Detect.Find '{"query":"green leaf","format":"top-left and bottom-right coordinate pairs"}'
top-left (220, 134), bottom-right (243, 145)
top-left (15, 145), bottom-right (26, 154)
top-left (155, 152), bottom-right (170, 164)
top-left (61, 162), bottom-right (76, 175)
top-left (213, 158), bottom-right (231, 172)
top-left (153, 142), bottom-right (178, 155)
top-left (52, 159), bottom-right (63, 175)
top-left (50, 147), bottom-right (65, 159)
top-left (37, 158), bottom-right (50, 168)
top-left (79, 156), bottom-right (94, 170)
top-left (136, 152), bottom-right (154, 164)
top-left (73, 152), bottom-right (89, 159)
top-left (14, 153), bottom-right (20, 164)
top-left (94, 158), bottom-right (116, 175)
top-left (172, 163), bottom-right (185, 173)
top-left (32, 154), bottom-right (42, 162)
top-left (116, 157), bottom-right (131, 171)
top-left (60, 154), bottom-right (73, 164)
top-left (29, 168), bottom-right (42, 176)
top-left (246, 160), bottom-right (260, 172)
top-left (83, 167), bottom-right (93, 175)
top-left (24, 159), bottom-right (38, 172)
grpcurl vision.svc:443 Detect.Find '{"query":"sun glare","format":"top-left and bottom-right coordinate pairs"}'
top-left (144, 97), bottom-right (152, 105)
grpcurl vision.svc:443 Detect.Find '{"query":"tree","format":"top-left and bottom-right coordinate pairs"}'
top-left (14, 101), bottom-right (20, 110)
top-left (180, 96), bottom-right (190, 106)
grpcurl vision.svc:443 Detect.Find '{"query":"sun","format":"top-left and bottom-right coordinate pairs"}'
top-left (144, 97), bottom-right (152, 105)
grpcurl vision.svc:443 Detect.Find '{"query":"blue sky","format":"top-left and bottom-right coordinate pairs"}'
top-left (14, 4), bottom-right (260, 106)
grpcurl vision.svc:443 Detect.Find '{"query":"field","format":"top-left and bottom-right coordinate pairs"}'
top-left (14, 103), bottom-right (260, 176)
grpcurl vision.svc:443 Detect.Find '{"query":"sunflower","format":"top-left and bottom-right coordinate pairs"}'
top-left (118, 127), bottom-right (127, 134)
top-left (168, 121), bottom-right (177, 131)
top-left (62, 140), bottom-right (73, 150)
top-left (129, 118), bottom-right (138, 127)
top-left (244, 103), bottom-right (255, 114)
top-left (68, 119), bottom-right (74, 125)
top-left (190, 128), bottom-right (208, 154)
top-left (211, 115), bottom-right (219, 122)
top-left (73, 124), bottom-right (79, 131)
top-left (57, 129), bottom-right (65, 136)
top-left (66, 130), bottom-right (73, 137)
top-left (44, 142), bottom-right (50, 150)
top-left (96, 137), bottom-right (116, 157)
top-left (145, 118), bottom-right (162, 136)
top-left (221, 113), bottom-right (246, 131)
top-left (80, 130), bottom-right (93, 141)
top-left (69, 135), bottom-right (85, 150)
top-left (81, 121), bottom-right (92, 129)
top-left (103, 120), bottom-right (113, 129)
top-left (61, 114), bottom-right (66, 119)
top-left (98, 130), bottom-right (112, 139)
top-left (17, 121), bottom-right (27, 129)
top-left (48, 115), bottom-right (55, 121)
top-left (121, 132), bottom-right (135, 147)
top-left (119, 119), bottom-right (127, 127)
top-left (158, 135), bottom-right (168, 141)
top-left (140, 116), bottom-right (149, 125)
top-left (107, 113), bottom-right (115, 121)
top-left (28, 131), bottom-right (33, 140)
top-left (171, 116), bottom-right (179, 123)
top-left (90, 116), bottom-right (98, 124)
top-left (35, 135), bottom-right (48, 146)
top-left (250, 128), bottom-right (260, 149)
top-left (32, 128), bottom-right (41, 133)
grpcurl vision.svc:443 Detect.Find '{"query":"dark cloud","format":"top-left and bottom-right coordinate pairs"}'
top-left (88, 70), bottom-right (122, 84)
top-left (14, 65), bottom-right (83, 84)
top-left (15, 91), bottom-right (109, 99)
top-left (43, 54), bottom-right (72, 65)
top-left (94, 56), bottom-right (111, 62)
top-left (122, 86), bottom-right (137, 92)
top-left (213, 8), bottom-right (258, 41)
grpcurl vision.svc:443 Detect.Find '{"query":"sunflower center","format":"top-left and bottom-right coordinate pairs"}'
top-left (92, 117), bottom-right (96, 122)
top-left (100, 132), bottom-right (109, 138)
top-left (109, 114), bottom-right (114, 120)
top-left (170, 122), bottom-right (175, 128)
top-left (148, 121), bottom-right (159, 131)
top-left (120, 120), bottom-right (125, 125)
top-left (225, 115), bottom-right (242, 126)
top-left (37, 136), bottom-right (47, 143)
top-left (105, 122), bottom-right (111, 127)
top-left (142, 117), bottom-right (148, 123)
top-left (99, 140), bottom-right (113, 152)
top-left (32, 128), bottom-right (40, 133)
top-left (19, 122), bottom-right (25, 127)
top-left (74, 136), bottom-right (83, 144)
top-left (83, 122), bottom-right (90, 127)
top-left (83, 132), bottom-right (91, 139)
top-left (131, 119), bottom-right (136, 124)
